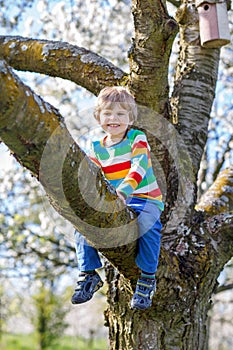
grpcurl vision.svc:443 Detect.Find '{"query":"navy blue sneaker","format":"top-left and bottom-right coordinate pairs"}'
top-left (71, 272), bottom-right (103, 304)
top-left (130, 278), bottom-right (156, 310)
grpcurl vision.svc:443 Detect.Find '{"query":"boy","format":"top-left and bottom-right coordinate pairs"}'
top-left (72, 86), bottom-right (164, 310)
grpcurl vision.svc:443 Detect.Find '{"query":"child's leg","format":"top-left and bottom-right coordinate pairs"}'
top-left (74, 230), bottom-right (102, 272)
top-left (127, 199), bottom-right (162, 310)
top-left (72, 231), bottom-right (103, 304)
top-left (126, 199), bottom-right (162, 273)
top-left (135, 216), bottom-right (162, 274)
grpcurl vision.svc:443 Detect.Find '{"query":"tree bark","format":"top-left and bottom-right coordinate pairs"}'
top-left (0, 36), bottom-right (128, 95)
top-left (129, 0), bottom-right (178, 113)
top-left (171, 3), bottom-right (220, 177)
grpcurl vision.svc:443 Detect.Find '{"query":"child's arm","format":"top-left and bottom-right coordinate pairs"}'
top-left (89, 145), bottom-right (127, 204)
top-left (116, 189), bottom-right (127, 204)
top-left (88, 142), bottom-right (102, 168)
top-left (117, 132), bottom-right (150, 199)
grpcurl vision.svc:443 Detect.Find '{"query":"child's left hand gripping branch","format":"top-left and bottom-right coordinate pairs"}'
top-left (116, 189), bottom-right (126, 204)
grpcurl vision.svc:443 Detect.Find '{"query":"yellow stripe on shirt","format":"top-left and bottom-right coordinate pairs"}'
top-left (105, 168), bottom-right (129, 180)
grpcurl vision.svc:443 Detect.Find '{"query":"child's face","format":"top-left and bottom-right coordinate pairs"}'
top-left (98, 103), bottom-right (131, 137)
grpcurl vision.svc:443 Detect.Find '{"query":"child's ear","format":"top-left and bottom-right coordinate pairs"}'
top-left (128, 113), bottom-right (134, 125)
top-left (94, 114), bottom-right (100, 124)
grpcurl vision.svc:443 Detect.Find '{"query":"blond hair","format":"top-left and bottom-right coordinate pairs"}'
top-left (94, 86), bottom-right (137, 123)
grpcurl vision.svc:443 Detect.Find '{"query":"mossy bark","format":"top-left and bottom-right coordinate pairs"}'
top-left (0, 36), bottom-right (128, 95)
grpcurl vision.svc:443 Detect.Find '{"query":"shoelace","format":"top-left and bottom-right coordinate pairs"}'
top-left (75, 274), bottom-right (89, 290)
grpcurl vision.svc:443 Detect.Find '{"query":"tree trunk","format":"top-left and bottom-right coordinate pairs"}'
top-left (104, 206), bottom-right (233, 350)
top-left (105, 279), bottom-right (211, 350)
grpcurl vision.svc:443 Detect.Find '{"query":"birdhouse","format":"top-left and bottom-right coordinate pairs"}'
top-left (196, 0), bottom-right (231, 48)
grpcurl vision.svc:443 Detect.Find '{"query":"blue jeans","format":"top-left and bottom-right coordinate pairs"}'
top-left (74, 197), bottom-right (162, 273)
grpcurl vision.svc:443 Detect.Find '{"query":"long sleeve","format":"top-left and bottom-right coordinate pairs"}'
top-left (89, 143), bottom-right (102, 168)
top-left (117, 133), bottom-right (150, 198)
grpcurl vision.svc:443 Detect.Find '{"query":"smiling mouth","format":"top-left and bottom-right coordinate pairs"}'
top-left (107, 124), bottom-right (120, 127)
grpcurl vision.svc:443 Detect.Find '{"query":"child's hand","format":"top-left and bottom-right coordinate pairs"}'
top-left (116, 190), bottom-right (126, 205)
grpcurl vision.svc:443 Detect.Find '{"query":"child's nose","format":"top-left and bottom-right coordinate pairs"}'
top-left (108, 113), bottom-right (118, 119)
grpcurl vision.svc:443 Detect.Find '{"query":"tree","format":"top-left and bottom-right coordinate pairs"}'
top-left (0, 1), bottom-right (233, 350)
top-left (0, 164), bottom-right (72, 349)
top-left (32, 281), bottom-right (69, 350)
top-left (0, 164), bottom-right (76, 279)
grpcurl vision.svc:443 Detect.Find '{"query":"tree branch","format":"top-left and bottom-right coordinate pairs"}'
top-left (0, 36), bottom-right (128, 95)
top-left (212, 135), bottom-right (233, 183)
top-left (171, 2), bottom-right (220, 177)
top-left (196, 167), bottom-right (233, 215)
top-left (191, 212), bottom-right (233, 272)
top-left (195, 166), bottom-right (233, 262)
top-left (0, 59), bottom-right (138, 279)
top-left (168, 0), bottom-right (181, 7)
top-left (129, 0), bottom-right (178, 113)
top-left (215, 283), bottom-right (233, 294)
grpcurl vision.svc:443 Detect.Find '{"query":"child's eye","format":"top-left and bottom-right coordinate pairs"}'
top-left (102, 111), bottom-right (111, 116)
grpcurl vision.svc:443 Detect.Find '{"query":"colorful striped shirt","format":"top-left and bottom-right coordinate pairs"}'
top-left (90, 129), bottom-right (164, 211)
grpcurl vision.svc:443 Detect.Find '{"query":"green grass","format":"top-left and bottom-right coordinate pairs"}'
top-left (0, 333), bottom-right (108, 350)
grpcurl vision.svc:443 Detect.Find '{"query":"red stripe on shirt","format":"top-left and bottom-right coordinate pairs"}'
top-left (132, 188), bottom-right (162, 199)
top-left (145, 188), bottom-right (162, 197)
top-left (102, 160), bottom-right (131, 174)
top-left (127, 171), bottom-right (143, 184)
top-left (132, 140), bottom-right (148, 152)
